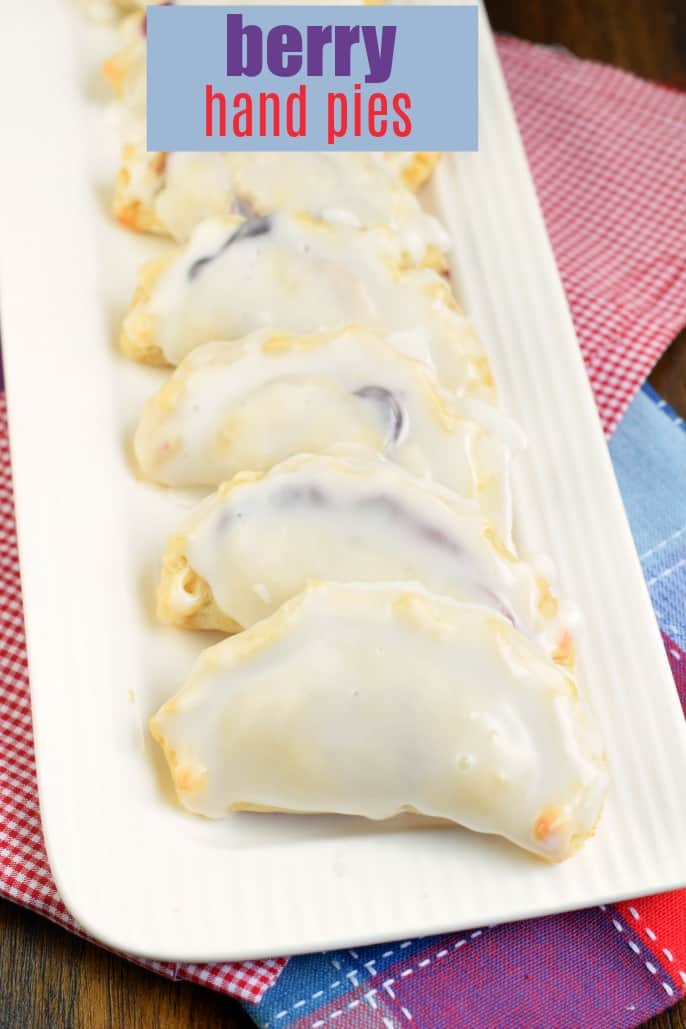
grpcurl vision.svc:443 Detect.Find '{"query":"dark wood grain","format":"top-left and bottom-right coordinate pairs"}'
top-left (650, 329), bottom-right (686, 419)
top-left (0, 899), bottom-right (251, 1029)
top-left (1, 2), bottom-right (684, 1027)
top-left (488, 0), bottom-right (686, 87)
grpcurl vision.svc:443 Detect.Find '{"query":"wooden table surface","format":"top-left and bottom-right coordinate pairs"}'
top-left (2, 2), bottom-right (685, 1027)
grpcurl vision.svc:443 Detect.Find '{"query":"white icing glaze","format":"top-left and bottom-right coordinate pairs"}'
top-left (161, 451), bottom-right (568, 657)
top-left (150, 582), bottom-right (607, 861)
top-left (134, 328), bottom-right (514, 534)
top-left (152, 152), bottom-right (240, 240)
top-left (120, 148), bottom-right (448, 259)
top-left (125, 213), bottom-right (489, 395)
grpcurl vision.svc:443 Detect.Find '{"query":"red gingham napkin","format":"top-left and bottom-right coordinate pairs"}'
top-left (0, 37), bottom-right (685, 1006)
top-left (499, 38), bottom-right (686, 434)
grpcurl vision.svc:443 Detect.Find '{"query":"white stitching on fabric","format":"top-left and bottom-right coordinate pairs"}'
top-left (274, 946), bottom-right (393, 1027)
top-left (659, 620), bottom-right (683, 637)
top-left (624, 905), bottom-right (686, 980)
top-left (639, 524), bottom-right (686, 562)
top-left (605, 908), bottom-right (682, 998)
top-left (300, 931), bottom-right (489, 1027)
top-left (646, 557), bottom-right (686, 587)
top-left (365, 989), bottom-right (379, 1009)
top-left (290, 960), bottom-right (392, 1029)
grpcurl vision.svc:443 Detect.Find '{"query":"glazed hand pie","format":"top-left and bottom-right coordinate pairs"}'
top-left (112, 148), bottom-right (447, 266)
top-left (120, 213), bottom-right (490, 397)
top-left (150, 582), bottom-right (606, 861)
top-left (133, 327), bottom-right (514, 532)
top-left (156, 451), bottom-right (572, 665)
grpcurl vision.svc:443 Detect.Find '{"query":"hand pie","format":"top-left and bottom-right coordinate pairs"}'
top-left (150, 582), bottom-right (606, 861)
top-left (134, 328), bottom-right (514, 532)
top-left (120, 213), bottom-right (490, 397)
top-left (112, 148), bottom-right (447, 267)
top-left (156, 451), bottom-right (572, 665)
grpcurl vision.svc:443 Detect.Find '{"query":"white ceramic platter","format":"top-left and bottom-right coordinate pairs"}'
top-left (1, 0), bottom-right (685, 961)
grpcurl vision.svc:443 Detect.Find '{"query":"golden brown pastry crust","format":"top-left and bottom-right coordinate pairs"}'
top-left (112, 147), bottom-right (167, 235)
top-left (399, 152), bottom-right (442, 190)
top-left (157, 538), bottom-right (241, 634)
top-left (118, 252), bottom-right (174, 365)
top-left (111, 146), bottom-right (445, 263)
top-left (102, 48), bottom-right (134, 95)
